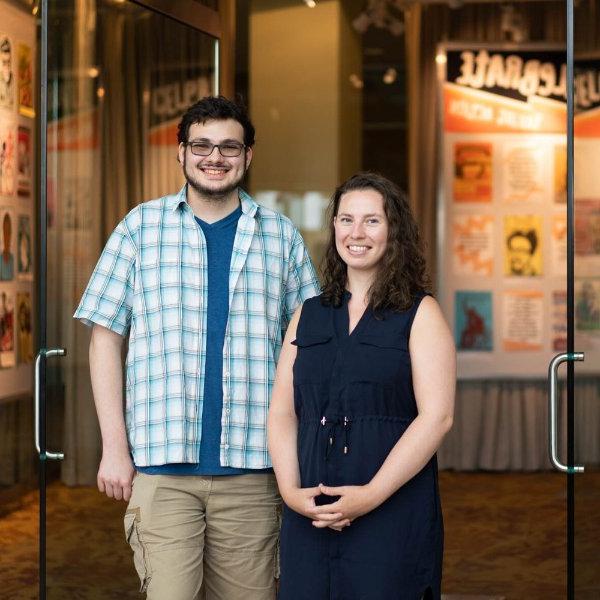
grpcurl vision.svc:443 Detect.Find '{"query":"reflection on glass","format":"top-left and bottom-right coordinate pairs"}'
top-left (44, 1), bottom-right (216, 596)
top-left (573, 6), bottom-right (600, 591)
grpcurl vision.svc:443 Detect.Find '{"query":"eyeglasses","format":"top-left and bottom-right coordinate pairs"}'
top-left (186, 141), bottom-right (246, 157)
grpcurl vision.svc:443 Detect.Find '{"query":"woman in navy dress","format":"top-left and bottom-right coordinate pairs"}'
top-left (268, 173), bottom-right (456, 600)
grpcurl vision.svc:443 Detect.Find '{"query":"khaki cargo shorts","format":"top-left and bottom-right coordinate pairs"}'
top-left (124, 472), bottom-right (281, 600)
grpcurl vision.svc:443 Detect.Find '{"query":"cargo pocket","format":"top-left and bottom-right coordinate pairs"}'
top-left (124, 509), bottom-right (151, 592)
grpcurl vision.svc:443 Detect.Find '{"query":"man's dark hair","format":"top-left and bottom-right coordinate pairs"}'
top-left (177, 96), bottom-right (255, 147)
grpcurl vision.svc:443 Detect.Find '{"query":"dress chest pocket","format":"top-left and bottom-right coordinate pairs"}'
top-left (355, 332), bottom-right (410, 382)
top-left (292, 334), bottom-right (333, 383)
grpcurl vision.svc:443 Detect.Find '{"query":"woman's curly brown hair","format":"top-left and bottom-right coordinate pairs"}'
top-left (320, 172), bottom-right (431, 313)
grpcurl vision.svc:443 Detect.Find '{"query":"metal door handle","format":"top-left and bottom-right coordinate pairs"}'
top-left (35, 348), bottom-right (66, 460)
top-left (548, 352), bottom-right (584, 473)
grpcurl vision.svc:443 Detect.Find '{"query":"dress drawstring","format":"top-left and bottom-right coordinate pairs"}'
top-left (321, 416), bottom-right (352, 460)
top-left (343, 416), bottom-right (350, 455)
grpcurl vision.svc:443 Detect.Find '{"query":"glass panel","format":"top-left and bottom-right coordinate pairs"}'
top-left (574, 3), bottom-right (600, 594)
top-left (0, 0), bottom-right (38, 596)
top-left (240, 2), bottom-right (570, 598)
top-left (44, 1), bottom-right (216, 596)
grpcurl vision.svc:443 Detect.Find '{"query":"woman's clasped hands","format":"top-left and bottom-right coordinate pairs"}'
top-left (283, 483), bottom-right (381, 532)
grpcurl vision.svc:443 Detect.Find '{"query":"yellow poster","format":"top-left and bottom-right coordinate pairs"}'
top-left (553, 144), bottom-right (567, 203)
top-left (453, 142), bottom-right (492, 203)
top-left (503, 215), bottom-right (543, 276)
top-left (551, 213), bottom-right (567, 276)
top-left (17, 43), bottom-right (34, 118)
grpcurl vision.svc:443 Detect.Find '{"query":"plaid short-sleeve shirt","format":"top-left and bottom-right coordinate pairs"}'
top-left (74, 185), bottom-right (320, 468)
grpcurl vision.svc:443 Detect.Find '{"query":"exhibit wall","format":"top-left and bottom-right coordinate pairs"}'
top-left (0, 0), bottom-right (35, 402)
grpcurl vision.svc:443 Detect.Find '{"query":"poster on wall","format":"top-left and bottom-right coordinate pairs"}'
top-left (17, 213), bottom-right (32, 279)
top-left (0, 287), bottom-right (15, 368)
top-left (452, 142), bottom-right (492, 203)
top-left (17, 42), bottom-right (33, 118)
top-left (503, 215), bottom-right (543, 277)
top-left (0, 207), bottom-right (15, 281)
top-left (501, 143), bottom-right (547, 203)
top-left (454, 290), bottom-right (493, 351)
top-left (452, 215), bottom-right (494, 277)
top-left (575, 279), bottom-right (600, 331)
top-left (0, 120), bottom-right (16, 195)
top-left (17, 125), bottom-right (31, 196)
top-left (15, 290), bottom-right (31, 363)
top-left (0, 0), bottom-right (36, 399)
top-left (551, 214), bottom-right (567, 276)
top-left (553, 144), bottom-right (567, 203)
top-left (439, 46), bottom-right (573, 378)
top-left (0, 34), bottom-right (15, 110)
top-left (552, 290), bottom-right (567, 351)
top-left (575, 199), bottom-right (600, 276)
top-left (502, 290), bottom-right (544, 352)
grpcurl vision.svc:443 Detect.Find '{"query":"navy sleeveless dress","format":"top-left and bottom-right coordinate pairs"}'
top-left (278, 293), bottom-right (443, 600)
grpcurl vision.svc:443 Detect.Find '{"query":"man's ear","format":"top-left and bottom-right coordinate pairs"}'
top-left (177, 142), bottom-right (186, 165)
top-left (245, 146), bottom-right (253, 169)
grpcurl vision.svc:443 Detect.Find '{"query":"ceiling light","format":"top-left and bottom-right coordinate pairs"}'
top-left (349, 74), bottom-right (364, 90)
top-left (303, 0), bottom-right (317, 7)
top-left (383, 68), bottom-right (397, 85)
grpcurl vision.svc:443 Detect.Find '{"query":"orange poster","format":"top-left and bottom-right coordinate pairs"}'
top-left (453, 142), bottom-right (492, 203)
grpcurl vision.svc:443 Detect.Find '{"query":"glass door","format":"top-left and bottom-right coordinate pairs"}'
top-left (37, 1), bottom-right (218, 596)
top-left (0, 1), bottom-right (38, 598)
top-left (572, 0), bottom-right (600, 595)
top-left (556, 0), bottom-right (600, 597)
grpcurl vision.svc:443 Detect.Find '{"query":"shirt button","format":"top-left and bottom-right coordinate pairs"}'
top-left (224, 371), bottom-right (230, 378)
top-left (225, 408), bottom-right (230, 415)
top-left (225, 444), bottom-right (230, 449)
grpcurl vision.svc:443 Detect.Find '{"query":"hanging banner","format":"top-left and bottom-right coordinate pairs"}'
top-left (146, 71), bottom-right (214, 200)
top-left (440, 46), bottom-right (600, 379)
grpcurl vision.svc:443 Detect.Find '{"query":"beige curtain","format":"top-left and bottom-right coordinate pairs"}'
top-left (438, 378), bottom-right (600, 470)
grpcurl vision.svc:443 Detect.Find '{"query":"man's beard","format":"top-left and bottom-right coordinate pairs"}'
top-left (183, 154), bottom-right (246, 201)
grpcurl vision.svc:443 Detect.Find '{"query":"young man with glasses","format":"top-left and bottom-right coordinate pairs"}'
top-left (74, 96), bottom-right (319, 599)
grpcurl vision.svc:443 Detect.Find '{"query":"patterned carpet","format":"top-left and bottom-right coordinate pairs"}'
top-left (0, 472), bottom-right (597, 599)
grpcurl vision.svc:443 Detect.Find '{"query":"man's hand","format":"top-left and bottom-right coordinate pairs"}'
top-left (97, 449), bottom-right (135, 501)
top-left (310, 483), bottom-right (379, 529)
top-left (282, 485), bottom-right (350, 530)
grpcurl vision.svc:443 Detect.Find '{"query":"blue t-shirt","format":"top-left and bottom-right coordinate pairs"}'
top-left (138, 204), bottom-right (270, 476)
